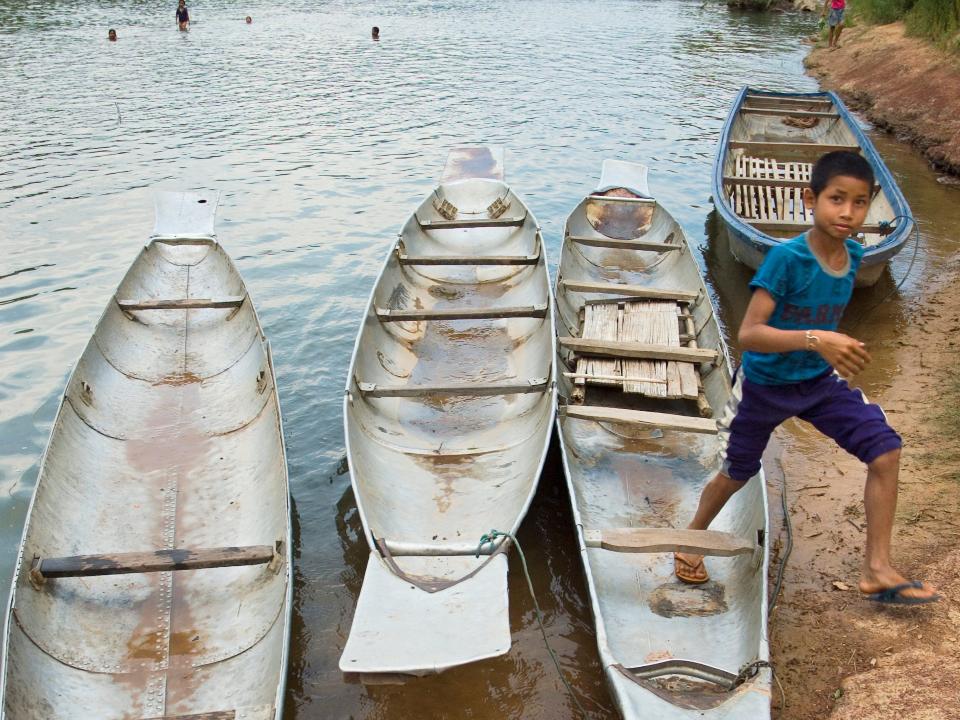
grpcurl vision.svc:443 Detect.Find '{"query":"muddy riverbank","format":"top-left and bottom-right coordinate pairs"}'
top-left (805, 22), bottom-right (960, 178)
top-left (767, 240), bottom-right (960, 718)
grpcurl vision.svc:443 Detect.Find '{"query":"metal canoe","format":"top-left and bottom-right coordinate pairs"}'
top-left (554, 162), bottom-right (772, 719)
top-left (0, 192), bottom-right (293, 720)
top-left (711, 85), bottom-right (913, 287)
top-left (340, 147), bottom-right (556, 677)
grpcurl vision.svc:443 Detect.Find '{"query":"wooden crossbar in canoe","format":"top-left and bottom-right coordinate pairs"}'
top-left (416, 215), bottom-right (527, 230)
top-left (560, 405), bottom-right (718, 434)
top-left (152, 237), bottom-right (217, 246)
top-left (740, 107), bottom-right (839, 119)
top-left (567, 235), bottom-right (680, 252)
top-left (357, 378), bottom-right (549, 397)
top-left (146, 712), bottom-right (238, 720)
top-left (748, 219), bottom-right (885, 234)
top-left (724, 175), bottom-right (882, 195)
top-left (116, 296), bottom-right (246, 311)
top-left (375, 304), bottom-right (547, 321)
top-left (559, 280), bottom-right (698, 303)
top-left (562, 371), bottom-right (667, 386)
top-left (745, 93), bottom-right (832, 105)
top-left (585, 195), bottom-right (658, 205)
top-left (729, 141), bottom-right (860, 153)
top-left (583, 528), bottom-right (755, 556)
top-left (30, 544), bottom-right (279, 583)
top-left (559, 337), bottom-right (716, 363)
top-left (397, 251), bottom-right (540, 266)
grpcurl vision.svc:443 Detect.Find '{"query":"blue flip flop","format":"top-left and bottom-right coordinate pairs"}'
top-left (864, 581), bottom-right (942, 605)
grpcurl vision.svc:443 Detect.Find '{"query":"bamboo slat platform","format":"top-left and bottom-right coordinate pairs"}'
top-left (726, 154), bottom-right (813, 225)
top-left (574, 299), bottom-right (698, 400)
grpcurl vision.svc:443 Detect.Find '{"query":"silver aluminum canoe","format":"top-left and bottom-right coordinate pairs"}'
top-left (555, 162), bottom-right (771, 719)
top-left (0, 192), bottom-right (292, 720)
top-left (340, 147), bottom-right (555, 676)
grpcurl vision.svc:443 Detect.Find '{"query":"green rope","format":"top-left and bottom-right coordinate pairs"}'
top-left (476, 529), bottom-right (605, 718)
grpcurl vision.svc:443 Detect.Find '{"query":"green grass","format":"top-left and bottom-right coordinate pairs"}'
top-left (854, 0), bottom-right (960, 50)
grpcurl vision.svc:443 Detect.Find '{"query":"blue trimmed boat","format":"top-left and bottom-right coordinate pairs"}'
top-left (712, 86), bottom-right (913, 287)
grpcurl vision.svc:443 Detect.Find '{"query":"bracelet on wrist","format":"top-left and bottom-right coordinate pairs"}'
top-left (805, 330), bottom-right (820, 351)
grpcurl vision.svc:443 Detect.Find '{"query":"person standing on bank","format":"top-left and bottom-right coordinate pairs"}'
top-left (673, 151), bottom-right (941, 605)
top-left (176, 0), bottom-right (190, 31)
top-left (822, 0), bottom-right (846, 49)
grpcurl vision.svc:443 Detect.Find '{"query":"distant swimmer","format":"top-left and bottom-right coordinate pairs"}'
top-left (176, 0), bottom-right (190, 31)
top-left (371, 26), bottom-right (380, 40)
top-left (108, 28), bottom-right (117, 41)
top-left (245, 16), bottom-right (252, 23)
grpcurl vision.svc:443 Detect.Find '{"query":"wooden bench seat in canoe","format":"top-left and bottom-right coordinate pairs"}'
top-left (396, 250), bottom-right (540, 266)
top-left (116, 296), bottom-right (246, 311)
top-left (559, 337), bottom-right (716, 363)
top-left (30, 543), bottom-right (281, 585)
top-left (739, 107), bottom-right (839, 119)
top-left (560, 405), bottom-right (718, 434)
top-left (415, 215), bottom-right (527, 230)
top-left (146, 712), bottom-right (241, 720)
top-left (560, 280), bottom-right (697, 303)
top-left (583, 527), bottom-right (755, 556)
top-left (357, 377), bottom-right (549, 398)
top-left (567, 235), bottom-right (681, 252)
top-left (375, 304), bottom-right (547, 321)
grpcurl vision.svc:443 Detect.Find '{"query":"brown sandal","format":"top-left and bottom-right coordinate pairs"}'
top-left (674, 554), bottom-right (709, 584)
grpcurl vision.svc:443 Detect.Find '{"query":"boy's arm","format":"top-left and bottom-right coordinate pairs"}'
top-left (821, 0), bottom-right (830, 15)
top-left (738, 288), bottom-right (871, 377)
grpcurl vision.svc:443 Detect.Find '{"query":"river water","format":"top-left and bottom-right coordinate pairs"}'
top-left (2, 1), bottom-right (958, 718)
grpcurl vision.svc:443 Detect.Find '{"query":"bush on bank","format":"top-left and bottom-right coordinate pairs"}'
top-left (856, 0), bottom-right (960, 50)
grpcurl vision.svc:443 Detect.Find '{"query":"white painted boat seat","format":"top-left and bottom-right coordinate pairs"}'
top-left (396, 250), bottom-right (540, 266)
top-left (561, 405), bottom-right (718, 434)
top-left (559, 280), bottom-right (698, 303)
top-left (583, 528), bottom-right (755, 557)
top-left (375, 304), bottom-right (547, 321)
top-left (30, 543), bottom-right (281, 584)
top-left (357, 377), bottom-right (549, 398)
top-left (416, 215), bottom-right (527, 230)
top-left (567, 235), bottom-right (680, 252)
top-left (116, 296), bottom-right (246, 311)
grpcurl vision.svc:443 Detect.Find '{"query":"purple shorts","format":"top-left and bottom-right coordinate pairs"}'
top-left (717, 369), bottom-right (902, 482)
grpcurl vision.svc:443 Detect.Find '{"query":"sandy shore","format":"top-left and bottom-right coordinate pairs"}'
top-left (769, 261), bottom-right (960, 717)
top-left (805, 22), bottom-right (960, 178)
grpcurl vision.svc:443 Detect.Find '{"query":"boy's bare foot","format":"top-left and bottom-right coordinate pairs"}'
top-left (859, 567), bottom-right (940, 603)
top-left (674, 552), bottom-right (708, 584)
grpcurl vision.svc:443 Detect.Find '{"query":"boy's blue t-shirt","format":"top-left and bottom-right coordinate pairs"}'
top-left (742, 234), bottom-right (864, 386)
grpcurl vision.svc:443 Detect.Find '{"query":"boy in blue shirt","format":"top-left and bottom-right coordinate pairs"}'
top-left (675, 151), bottom-right (940, 604)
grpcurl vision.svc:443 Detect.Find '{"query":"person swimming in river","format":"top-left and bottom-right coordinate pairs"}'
top-left (245, 16), bottom-right (252, 24)
top-left (673, 151), bottom-right (941, 606)
top-left (822, 0), bottom-right (845, 49)
top-left (176, 0), bottom-right (190, 31)
top-left (371, 26), bottom-right (380, 40)
top-left (107, 28), bottom-right (117, 41)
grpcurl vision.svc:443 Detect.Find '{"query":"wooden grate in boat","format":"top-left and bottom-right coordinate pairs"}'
top-left (726, 155), bottom-right (813, 225)
top-left (574, 300), bottom-right (698, 401)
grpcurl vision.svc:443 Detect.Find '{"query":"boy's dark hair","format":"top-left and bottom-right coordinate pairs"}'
top-left (810, 151), bottom-right (875, 196)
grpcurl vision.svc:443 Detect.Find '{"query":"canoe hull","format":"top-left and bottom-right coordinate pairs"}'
top-left (555, 172), bottom-right (770, 719)
top-left (342, 152), bottom-right (555, 675)
top-left (0, 194), bottom-right (292, 720)
top-left (712, 86), bottom-right (913, 288)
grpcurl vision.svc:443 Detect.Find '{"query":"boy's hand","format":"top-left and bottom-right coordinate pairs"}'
top-left (812, 330), bottom-right (871, 377)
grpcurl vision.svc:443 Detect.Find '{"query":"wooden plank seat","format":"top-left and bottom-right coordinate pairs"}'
top-left (357, 378), bottom-right (549, 398)
top-left (748, 219), bottom-right (885, 235)
top-left (740, 107), bottom-right (839, 119)
top-left (146, 712), bottom-right (238, 720)
top-left (397, 250), bottom-right (540, 266)
top-left (375, 304), bottom-right (547, 321)
top-left (585, 195), bottom-right (658, 205)
top-left (567, 235), bottom-right (680, 252)
top-left (728, 141), bottom-right (859, 153)
top-left (153, 237), bottom-right (217, 246)
top-left (560, 337), bottom-right (716, 363)
top-left (560, 405), bottom-right (718, 434)
top-left (416, 215), bottom-right (527, 230)
top-left (559, 280), bottom-right (698, 303)
top-left (116, 296), bottom-right (246, 311)
top-left (30, 544), bottom-right (279, 584)
top-left (745, 93), bottom-right (832, 104)
top-left (583, 527), bottom-right (755, 556)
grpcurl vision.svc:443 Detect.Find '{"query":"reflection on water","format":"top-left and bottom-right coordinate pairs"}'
top-left (1, 0), bottom-right (958, 717)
